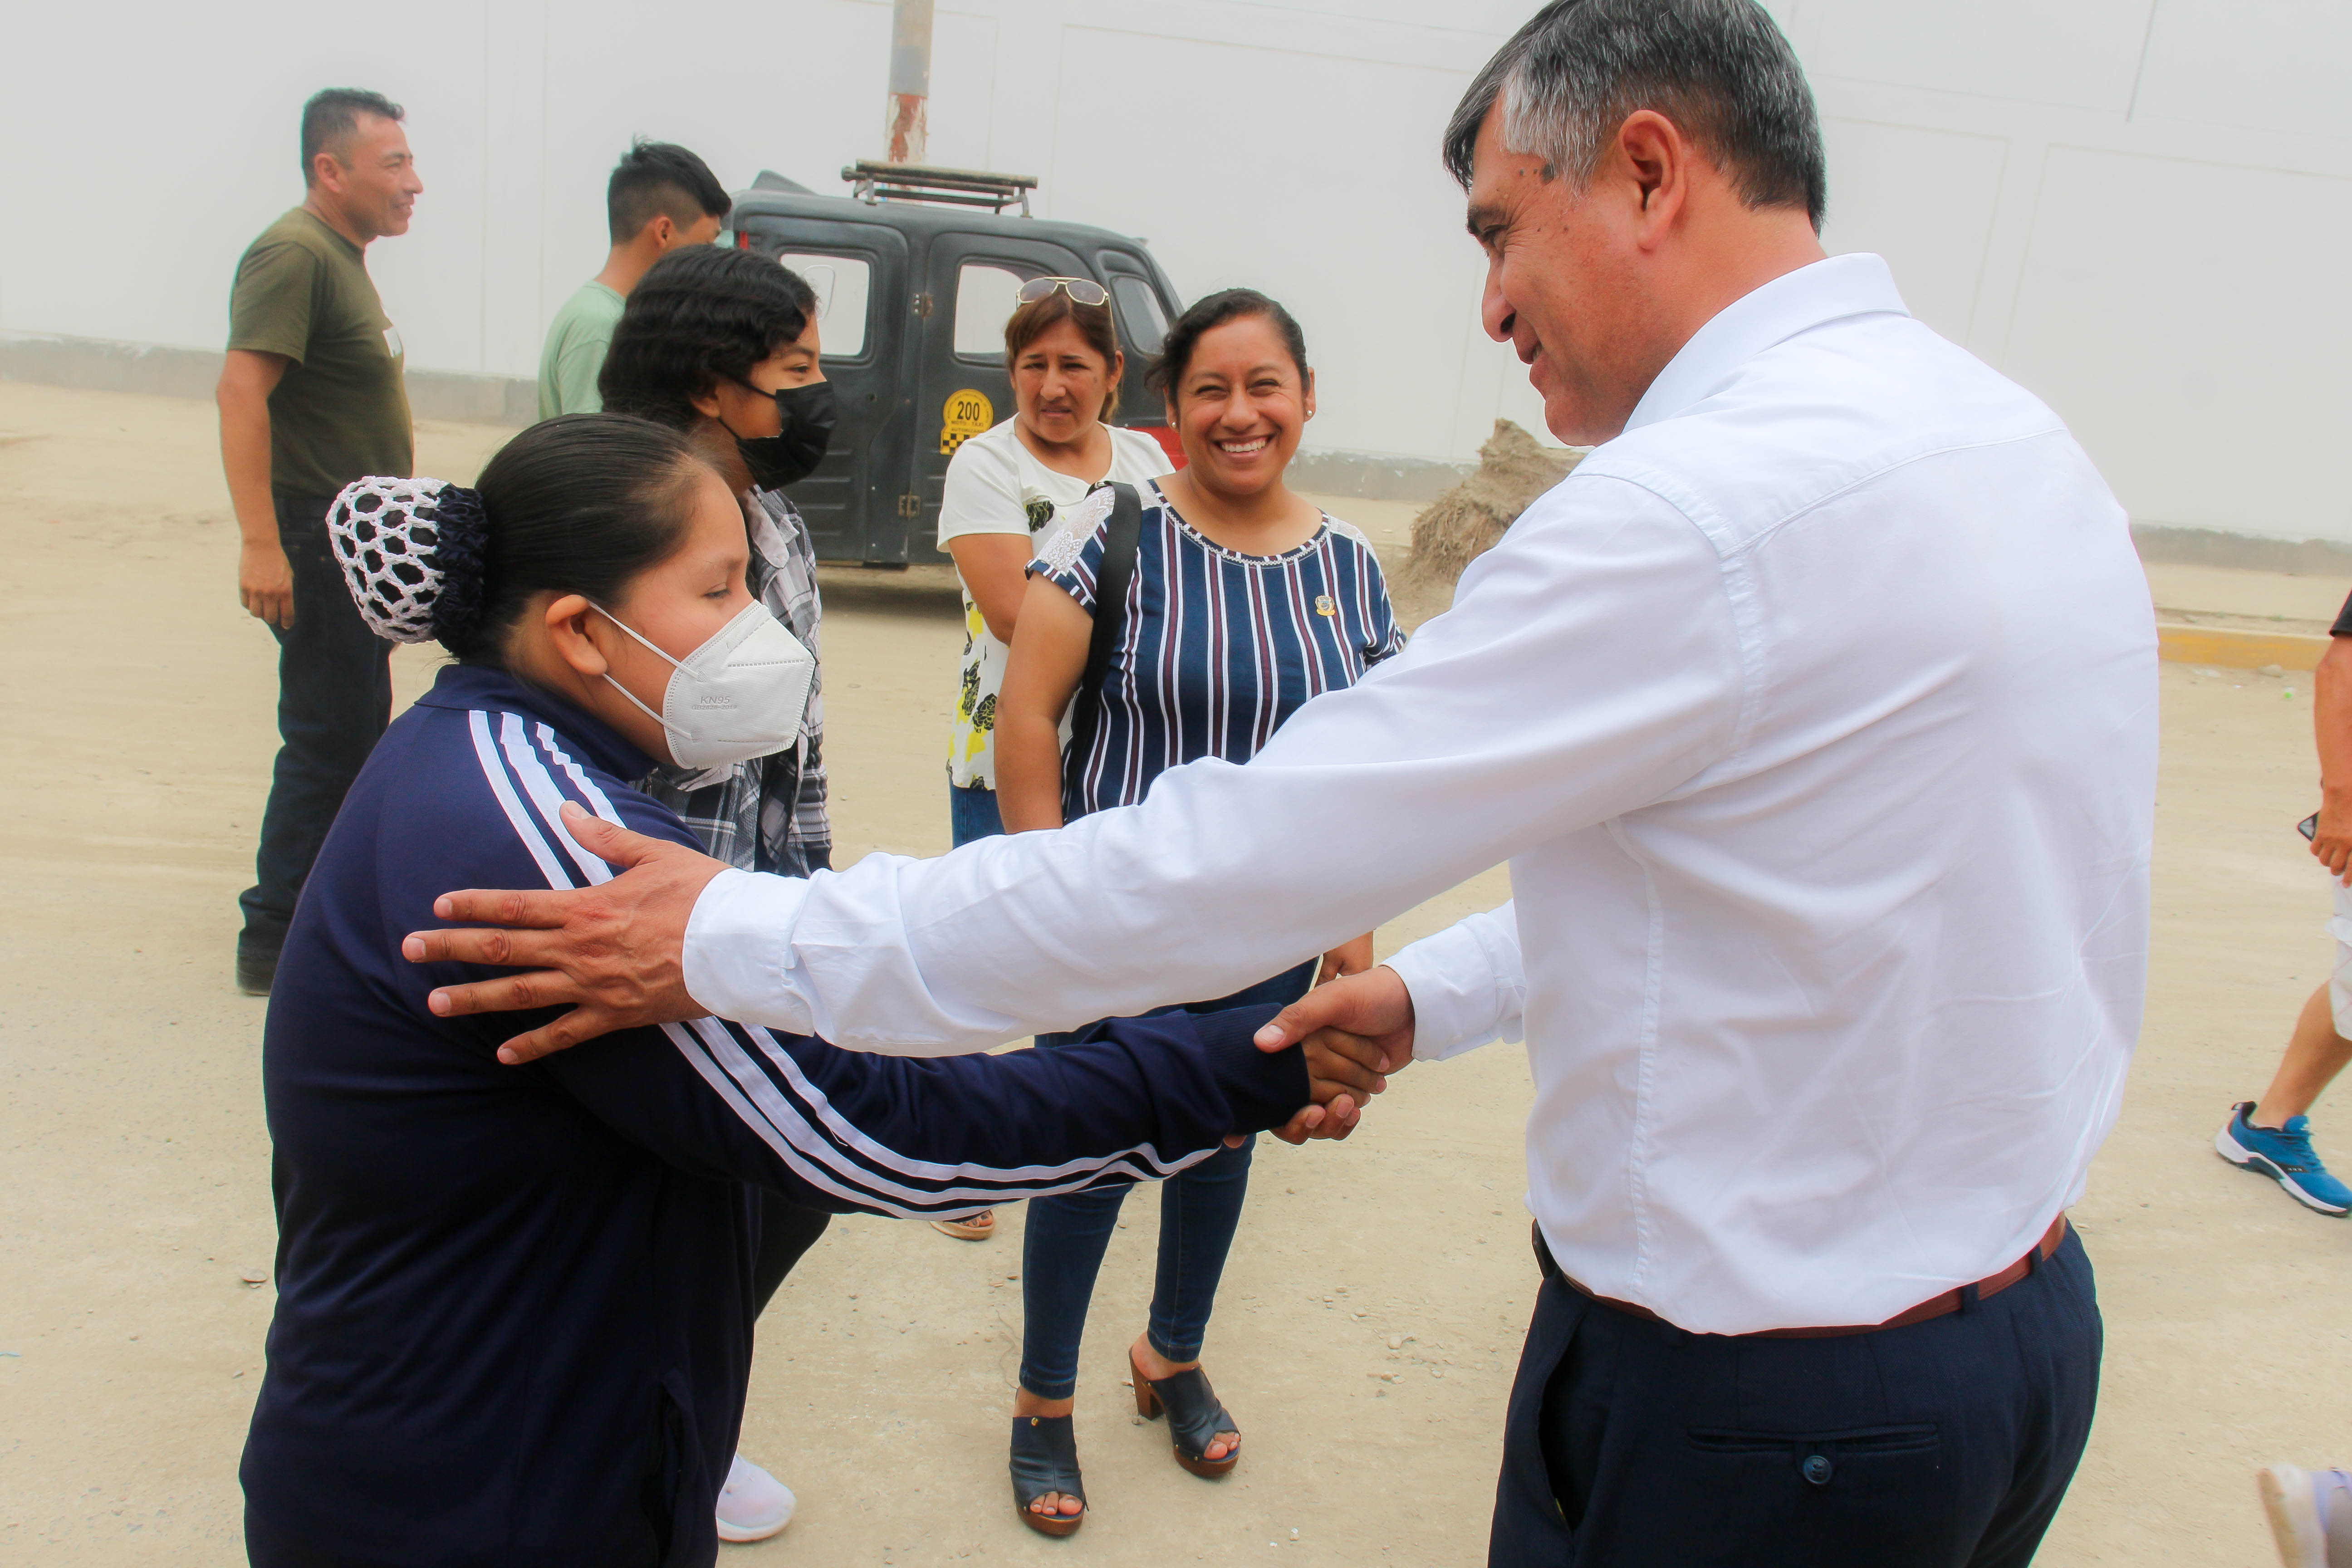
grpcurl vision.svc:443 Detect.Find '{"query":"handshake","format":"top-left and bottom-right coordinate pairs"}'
top-left (1250, 965), bottom-right (1417, 1147)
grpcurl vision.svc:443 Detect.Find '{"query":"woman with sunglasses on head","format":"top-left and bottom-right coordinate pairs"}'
top-left (593, 244), bottom-right (838, 1541)
top-left (927, 275), bottom-right (1170, 1244)
top-left (989, 289), bottom-right (1402, 1536)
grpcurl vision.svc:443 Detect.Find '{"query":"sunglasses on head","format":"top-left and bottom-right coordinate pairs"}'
top-left (1015, 275), bottom-right (1110, 308)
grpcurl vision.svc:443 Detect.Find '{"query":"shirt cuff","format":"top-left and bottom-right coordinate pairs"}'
top-left (681, 867), bottom-right (815, 1032)
top-left (225, 335), bottom-right (306, 364)
top-left (1386, 916), bottom-right (1525, 1063)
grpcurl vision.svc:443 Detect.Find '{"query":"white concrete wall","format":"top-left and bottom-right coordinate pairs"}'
top-left (1, 1), bottom-right (2344, 541)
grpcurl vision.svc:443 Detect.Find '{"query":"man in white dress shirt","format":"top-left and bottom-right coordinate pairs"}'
top-left (407, 1), bottom-right (2155, 1560)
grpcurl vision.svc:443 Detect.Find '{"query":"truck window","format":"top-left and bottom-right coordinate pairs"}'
top-left (1110, 276), bottom-right (1168, 355)
top-left (954, 263), bottom-right (1028, 358)
top-left (777, 252), bottom-right (872, 359)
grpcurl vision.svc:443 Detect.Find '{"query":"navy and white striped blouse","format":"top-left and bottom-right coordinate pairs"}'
top-left (1034, 480), bottom-right (1404, 821)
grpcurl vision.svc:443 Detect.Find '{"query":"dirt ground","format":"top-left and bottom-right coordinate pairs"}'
top-left (2, 380), bottom-right (2349, 1567)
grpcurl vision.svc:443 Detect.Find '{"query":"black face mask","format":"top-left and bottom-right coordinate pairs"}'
top-left (728, 380), bottom-right (837, 490)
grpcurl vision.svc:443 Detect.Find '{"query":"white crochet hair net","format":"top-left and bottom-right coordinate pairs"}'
top-left (329, 476), bottom-right (460, 644)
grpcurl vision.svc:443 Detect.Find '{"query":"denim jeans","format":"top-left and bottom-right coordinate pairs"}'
top-left (948, 782), bottom-right (1004, 847)
top-left (1017, 959), bottom-right (1318, 1400)
top-left (236, 494), bottom-right (394, 958)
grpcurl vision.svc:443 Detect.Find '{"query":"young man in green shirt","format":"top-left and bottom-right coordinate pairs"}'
top-left (217, 88), bottom-right (421, 996)
top-left (536, 141), bottom-right (729, 418)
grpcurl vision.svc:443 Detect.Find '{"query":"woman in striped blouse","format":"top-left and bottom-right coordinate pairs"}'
top-left (993, 289), bottom-right (1404, 1536)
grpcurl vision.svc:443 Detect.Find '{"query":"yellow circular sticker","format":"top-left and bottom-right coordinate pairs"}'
top-left (940, 389), bottom-right (994, 455)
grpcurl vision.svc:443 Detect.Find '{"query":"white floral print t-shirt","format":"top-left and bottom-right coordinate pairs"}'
top-left (935, 418), bottom-right (1169, 790)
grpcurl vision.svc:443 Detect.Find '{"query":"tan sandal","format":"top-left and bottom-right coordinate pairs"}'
top-left (931, 1210), bottom-right (995, 1240)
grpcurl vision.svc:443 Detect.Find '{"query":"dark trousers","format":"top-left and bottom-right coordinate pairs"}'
top-left (1489, 1225), bottom-right (2102, 1567)
top-left (1017, 960), bottom-right (1315, 1400)
top-left (750, 1192), bottom-right (830, 1317)
top-left (237, 494), bottom-right (395, 957)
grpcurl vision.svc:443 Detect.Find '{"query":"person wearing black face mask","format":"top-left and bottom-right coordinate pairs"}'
top-left (730, 378), bottom-right (838, 490)
top-left (592, 242), bottom-right (837, 1546)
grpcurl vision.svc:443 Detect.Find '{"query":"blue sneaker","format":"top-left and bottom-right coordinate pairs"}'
top-left (2217, 1103), bottom-right (2352, 1216)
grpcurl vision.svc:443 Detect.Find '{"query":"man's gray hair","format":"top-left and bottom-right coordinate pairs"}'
top-left (1444, 0), bottom-right (1825, 230)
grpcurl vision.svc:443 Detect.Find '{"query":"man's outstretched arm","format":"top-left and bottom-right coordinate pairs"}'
top-left (408, 478), bottom-right (1745, 1063)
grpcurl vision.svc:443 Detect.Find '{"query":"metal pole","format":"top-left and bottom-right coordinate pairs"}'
top-left (885, 0), bottom-right (934, 167)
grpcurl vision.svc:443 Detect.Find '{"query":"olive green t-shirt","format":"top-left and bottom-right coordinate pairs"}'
top-left (227, 207), bottom-right (413, 498)
top-left (537, 280), bottom-right (626, 420)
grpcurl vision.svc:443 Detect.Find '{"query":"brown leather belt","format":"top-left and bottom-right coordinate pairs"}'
top-left (1535, 1213), bottom-right (2069, 1339)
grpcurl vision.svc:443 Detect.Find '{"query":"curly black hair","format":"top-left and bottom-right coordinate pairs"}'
top-left (1145, 288), bottom-right (1308, 400)
top-left (598, 246), bottom-right (819, 431)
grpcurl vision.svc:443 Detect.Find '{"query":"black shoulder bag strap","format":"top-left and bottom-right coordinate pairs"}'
top-left (1068, 481), bottom-right (1144, 791)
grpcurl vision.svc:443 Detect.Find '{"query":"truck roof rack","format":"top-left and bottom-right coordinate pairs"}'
top-left (842, 160), bottom-right (1038, 217)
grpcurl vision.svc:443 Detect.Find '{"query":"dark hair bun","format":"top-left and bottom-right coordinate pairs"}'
top-left (422, 484), bottom-right (490, 644)
top-left (326, 476), bottom-right (488, 645)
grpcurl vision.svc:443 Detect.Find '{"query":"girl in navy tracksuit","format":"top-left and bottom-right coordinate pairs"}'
top-left (239, 414), bottom-right (1314, 1568)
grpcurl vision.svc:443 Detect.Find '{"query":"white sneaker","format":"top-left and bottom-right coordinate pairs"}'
top-left (716, 1453), bottom-right (797, 1544)
top-left (2258, 1463), bottom-right (2352, 1568)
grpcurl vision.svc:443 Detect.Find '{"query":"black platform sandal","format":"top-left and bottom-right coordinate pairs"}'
top-left (1008, 1414), bottom-right (1086, 1537)
top-left (1129, 1345), bottom-right (1241, 1479)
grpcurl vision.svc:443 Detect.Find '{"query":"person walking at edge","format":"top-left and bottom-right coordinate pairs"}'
top-left (2215, 611), bottom-right (2352, 1218)
top-left (219, 88), bottom-right (421, 997)
top-left (537, 140), bottom-right (729, 420)
top-left (405, 4), bottom-right (2159, 1562)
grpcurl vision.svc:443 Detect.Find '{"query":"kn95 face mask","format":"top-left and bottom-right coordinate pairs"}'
top-left (589, 600), bottom-right (815, 770)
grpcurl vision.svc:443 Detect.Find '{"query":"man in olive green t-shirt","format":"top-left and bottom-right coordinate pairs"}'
top-left (536, 140), bottom-right (729, 418)
top-left (216, 88), bottom-right (421, 996)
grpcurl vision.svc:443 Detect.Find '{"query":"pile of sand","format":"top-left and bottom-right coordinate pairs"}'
top-left (1402, 419), bottom-right (1582, 593)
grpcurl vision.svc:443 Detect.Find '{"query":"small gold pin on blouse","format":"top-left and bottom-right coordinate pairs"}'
top-left (1314, 594), bottom-right (1337, 617)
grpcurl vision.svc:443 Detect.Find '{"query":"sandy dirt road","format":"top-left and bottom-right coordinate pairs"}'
top-left (2, 381), bottom-right (2348, 1566)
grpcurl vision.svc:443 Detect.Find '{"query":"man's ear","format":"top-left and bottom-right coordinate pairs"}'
top-left (545, 594), bottom-right (609, 677)
top-left (1614, 109), bottom-right (1690, 242)
top-left (646, 214), bottom-right (676, 252)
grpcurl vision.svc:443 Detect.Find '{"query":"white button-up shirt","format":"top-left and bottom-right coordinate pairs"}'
top-left (686, 254), bottom-right (2156, 1334)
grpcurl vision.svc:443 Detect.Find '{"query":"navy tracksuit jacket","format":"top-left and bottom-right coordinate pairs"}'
top-left (240, 663), bottom-right (1307, 1567)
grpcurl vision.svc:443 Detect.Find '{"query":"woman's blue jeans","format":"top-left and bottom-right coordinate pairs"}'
top-left (948, 783), bottom-right (1004, 847)
top-left (1017, 959), bottom-right (1317, 1401)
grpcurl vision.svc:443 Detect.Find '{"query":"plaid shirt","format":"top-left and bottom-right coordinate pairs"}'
top-left (634, 487), bottom-right (830, 876)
